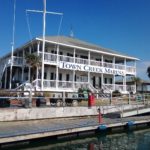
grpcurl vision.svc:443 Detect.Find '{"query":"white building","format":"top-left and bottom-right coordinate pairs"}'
top-left (0, 36), bottom-right (139, 94)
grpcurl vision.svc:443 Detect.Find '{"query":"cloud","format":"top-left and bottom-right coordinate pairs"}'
top-left (137, 61), bottom-right (150, 80)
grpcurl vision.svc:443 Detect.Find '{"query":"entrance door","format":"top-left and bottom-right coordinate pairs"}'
top-left (93, 76), bottom-right (95, 87)
top-left (99, 77), bottom-right (101, 88)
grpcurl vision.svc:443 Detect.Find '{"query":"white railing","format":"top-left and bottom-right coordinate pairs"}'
top-left (13, 56), bottom-right (24, 66)
top-left (43, 80), bottom-right (56, 88)
top-left (39, 52), bottom-right (57, 63)
top-left (59, 55), bottom-right (74, 63)
top-left (38, 52), bottom-right (136, 74)
top-left (90, 60), bottom-right (102, 67)
top-left (103, 84), bottom-right (136, 94)
top-left (30, 79), bottom-right (136, 94)
top-left (115, 64), bottom-right (125, 70)
top-left (103, 62), bottom-right (114, 68)
top-left (126, 66), bottom-right (136, 74)
top-left (58, 81), bottom-right (73, 88)
top-left (75, 57), bottom-right (88, 64)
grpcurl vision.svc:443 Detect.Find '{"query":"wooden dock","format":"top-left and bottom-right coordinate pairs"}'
top-left (0, 115), bottom-right (150, 144)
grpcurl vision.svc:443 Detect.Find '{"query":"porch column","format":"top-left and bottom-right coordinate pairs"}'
top-left (73, 48), bottom-right (76, 90)
top-left (134, 60), bottom-right (137, 76)
top-left (124, 58), bottom-right (127, 92)
top-left (113, 56), bottom-right (116, 91)
top-left (4, 68), bottom-right (7, 89)
top-left (101, 55), bottom-right (104, 89)
top-left (36, 42), bottom-right (40, 78)
top-left (21, 49), bottom-right (25, 82)
top-left (88, 51), bottom-right (90, 83)
top-left (28, 47), bottom-right (31, 82)
top-left (101, 55), bottom-right (104, 66)
top-left (56, 45), bottom-right (59, 90)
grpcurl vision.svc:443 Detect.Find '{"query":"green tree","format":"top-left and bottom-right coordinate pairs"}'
top-left (131, 76), bottom-right (142, 93)
top-left (147, 66), bottom-right (150, 79)
top-left (25, 53), bottom-right (41, 81)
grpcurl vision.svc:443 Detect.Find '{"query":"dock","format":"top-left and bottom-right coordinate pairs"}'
top-left (0, 115), bottom-right (150, 144)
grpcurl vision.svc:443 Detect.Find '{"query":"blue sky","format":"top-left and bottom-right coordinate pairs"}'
top-left (0, 0), bottom-right (150, 80)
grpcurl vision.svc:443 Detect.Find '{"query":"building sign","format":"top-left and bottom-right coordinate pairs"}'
top-left (59, 62), bottom-right (125, 76)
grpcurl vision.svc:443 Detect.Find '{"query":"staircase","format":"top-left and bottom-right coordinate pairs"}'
top-left (0, 58), bottom-right (11, 88)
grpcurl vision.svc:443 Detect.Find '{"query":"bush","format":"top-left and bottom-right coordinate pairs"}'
top-left (112, 90), bottom-right (121, 97)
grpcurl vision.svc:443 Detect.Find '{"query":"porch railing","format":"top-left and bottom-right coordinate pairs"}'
top-left (103, 84), bottom-right (136, 93)
top-left (38, 52), bottom-right (136, 75)
top-left (31, 79), bottom-right (136, 94)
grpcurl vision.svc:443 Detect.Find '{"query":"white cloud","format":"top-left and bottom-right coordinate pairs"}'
top-left (137, 61), bottom-right (150, 80)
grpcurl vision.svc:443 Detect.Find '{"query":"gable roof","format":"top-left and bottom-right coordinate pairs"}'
top-left (36, 36), bottom-right (139, 60)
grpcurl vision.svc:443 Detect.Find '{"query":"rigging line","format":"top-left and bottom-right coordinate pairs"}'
top-left (55, 14), bottom-right (63, 51)
top-left (26, 10), bottom-right (34, 50)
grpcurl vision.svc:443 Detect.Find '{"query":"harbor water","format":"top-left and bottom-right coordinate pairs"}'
top-left (1, 128), bottom-right (150, 150)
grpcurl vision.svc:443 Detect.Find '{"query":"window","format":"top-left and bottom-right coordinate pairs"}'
top-left (59, 51), bottom-right (63, 55)
top-left (44, 72), bottom-right (47, 79)
top-left (80, 55), bottom-right (88, 59)
top-left (67, 53), bottom-right (73, 57)
top-left (51, 73), bottom-right (55, 80)
top-left (66, 74), bottom-right (70, 81)
top-left (110, 78), bottom-right (113, 84)
top-left (104, 78), bottom-right (107, 84)
top-left (51, 50), bottom-right (57, 54)
top-left (59, 73), bottom-right (62, 81)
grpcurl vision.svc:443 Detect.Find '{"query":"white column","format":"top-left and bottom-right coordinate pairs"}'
top-left (21, 49), bottom-right (25, 82)
top-left (28, 47), bottom-right (31, 82)
top-left (73, 48), bottom-right (76, 89)
top-left (113, 56), bottom-right (116, 91)
top-left (4, 69), bottom-right (7, 89)
top-left (88, 51), bottom-right (90, 83)
top-left (124, 58), bottom-right (127, 92)
top-left (56, 45), bottom-right (59, 89)
top-left (101, 55), bottom-right (104, 89)
top-left (37, 41), bottom-right (40, 55)
top-left (101, 55), bottom-right (104, 66)
top-left (36, 42), bottom-right (40, 80)
top-left (134, 60), bottom-right (137, 76)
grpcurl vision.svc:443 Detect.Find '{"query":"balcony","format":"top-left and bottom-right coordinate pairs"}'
top-left (38, 52), bottom-right (136, 75)
top-left (32, 79), bottom-right (136, 94)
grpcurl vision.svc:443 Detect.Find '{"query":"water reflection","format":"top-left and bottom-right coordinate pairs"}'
top-left (1, 128), bottom-right (150, 150)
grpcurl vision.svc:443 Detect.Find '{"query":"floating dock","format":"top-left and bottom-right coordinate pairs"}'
top-left (0, 115), bottom-right (150, 144)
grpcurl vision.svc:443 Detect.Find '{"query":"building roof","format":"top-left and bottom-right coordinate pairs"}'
top-left (37, 36), bottom-right (139, 60)
top-left (1, 35), bottom-right (139, 60)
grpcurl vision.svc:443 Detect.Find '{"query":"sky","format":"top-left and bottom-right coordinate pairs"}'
top-left (0, 0), bottom-right (150, 80)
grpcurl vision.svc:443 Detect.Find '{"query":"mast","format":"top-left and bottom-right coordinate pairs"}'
top-left (9, 0), bottom-right (16, 89)
top-left (41, 0), bottom-right (46, 91)
top-left (26, 0), bottom-right (63, 91)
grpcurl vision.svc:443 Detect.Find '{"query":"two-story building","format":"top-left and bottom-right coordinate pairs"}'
top-left (0, 36), bottom-right (139, 94)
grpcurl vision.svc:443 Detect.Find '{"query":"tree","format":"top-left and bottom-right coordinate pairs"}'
top-left (131, 76), bottom-right (142, 93)
top-left (25, 53), bottom-right (41, 82)
top-left (147, 66), bottom-right (150, 79)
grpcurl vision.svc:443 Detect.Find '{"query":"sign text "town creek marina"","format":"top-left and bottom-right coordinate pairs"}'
top-left (59, 62), bottom-right (125, 76)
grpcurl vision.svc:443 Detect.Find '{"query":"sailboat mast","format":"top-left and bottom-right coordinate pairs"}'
top-left (41, 0), bottom-right (46, 91)
top-left (9, 0), bottom-right (16, 89)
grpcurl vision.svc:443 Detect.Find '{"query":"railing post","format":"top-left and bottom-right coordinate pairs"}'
top-left (128, 93), bottom-right (130, 104)
top-left (62, 91), bottom-right (65, 107)
top-left (109, 92), bottom-right (112, 105)
top-left (29, 85), bottom-right (32, 108)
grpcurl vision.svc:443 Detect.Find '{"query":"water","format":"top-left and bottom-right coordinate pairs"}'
top-left (1, 128), bottom-right (150, 150)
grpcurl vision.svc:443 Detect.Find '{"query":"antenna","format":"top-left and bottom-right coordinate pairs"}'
top-left (70, 25), bottom-right (74, 38)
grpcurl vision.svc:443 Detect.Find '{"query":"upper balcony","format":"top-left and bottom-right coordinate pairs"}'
top-left (39, 52), bottom-right (136, 75)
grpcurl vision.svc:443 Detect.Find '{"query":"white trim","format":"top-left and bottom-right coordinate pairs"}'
top-left (36, 38), bottom-right (139, 61)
